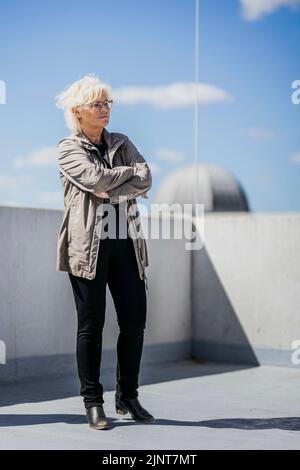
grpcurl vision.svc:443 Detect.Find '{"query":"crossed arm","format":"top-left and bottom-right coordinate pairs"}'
top-left (57, 138), bottom-right (135, 193)
top-left (58, 137), bottom-right (152, 203)
top-left (98, 138), bottom-right (152, 204)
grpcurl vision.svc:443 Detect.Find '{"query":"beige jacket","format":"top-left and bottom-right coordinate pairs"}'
top-left (56, 127), bottom-right (152, 286)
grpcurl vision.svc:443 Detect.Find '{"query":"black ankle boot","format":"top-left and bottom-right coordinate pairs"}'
top-left (86, 405), bottom-right (109, 430)
top-left (115, 396), bottom-right (155, 422)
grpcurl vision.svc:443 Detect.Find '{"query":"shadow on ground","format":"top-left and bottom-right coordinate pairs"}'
top-left (0, 359), bottom-right (256, 407)
top-left (0, 414), bottom-right (299, 432)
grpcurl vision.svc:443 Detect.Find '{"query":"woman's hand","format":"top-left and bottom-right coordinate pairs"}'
top-left (94, 190), bottom-right (109, 198)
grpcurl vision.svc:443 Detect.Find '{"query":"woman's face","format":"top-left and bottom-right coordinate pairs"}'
top-left (73, 94), bottom-right (111, 129)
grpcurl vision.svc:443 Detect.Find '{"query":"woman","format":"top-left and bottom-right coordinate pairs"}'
top-left (55, 74), bottom-right (154, 430)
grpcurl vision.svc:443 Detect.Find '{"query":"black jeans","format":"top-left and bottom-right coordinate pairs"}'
top-left (68, 206), bottom-right (147, 409)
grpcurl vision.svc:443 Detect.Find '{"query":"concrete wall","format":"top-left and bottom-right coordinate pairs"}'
top-left (0, 206), bottom-right (299, 383)
top-left (192, 212), bottom-right (300, 367)
top-left (0, 206), bottom-right (191, 383)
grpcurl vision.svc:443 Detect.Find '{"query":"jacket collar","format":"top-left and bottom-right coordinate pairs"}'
top-left (72, 127), bottom-right (123, 150)
top-left (71, 128), bottom-right (125, 167)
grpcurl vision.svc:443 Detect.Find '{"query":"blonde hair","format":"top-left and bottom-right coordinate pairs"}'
top-left (55, 74), bottom-right (112, 133)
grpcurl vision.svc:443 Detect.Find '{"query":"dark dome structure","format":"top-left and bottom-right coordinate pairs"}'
top-left (153, 163), bottom-right (250, 216)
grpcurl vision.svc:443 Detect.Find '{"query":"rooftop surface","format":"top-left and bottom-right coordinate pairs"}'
top-left (0, 359), bottom-right (299, 450)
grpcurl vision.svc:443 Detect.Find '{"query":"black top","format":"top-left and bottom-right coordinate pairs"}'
top-left (93, 140), bottom-right (110, 166)
top-left (93, 139), bottom-right (129, 238)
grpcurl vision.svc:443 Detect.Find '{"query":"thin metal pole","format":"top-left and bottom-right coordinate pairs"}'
top-left (194, 0), bottom-right (200, 212)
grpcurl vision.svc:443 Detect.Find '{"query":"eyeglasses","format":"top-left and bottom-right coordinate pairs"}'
top-left (83, 100), bottom-right (113, 110)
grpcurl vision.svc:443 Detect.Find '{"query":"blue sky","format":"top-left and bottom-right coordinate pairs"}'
top-left (0, 0), bottom-right (299, 212)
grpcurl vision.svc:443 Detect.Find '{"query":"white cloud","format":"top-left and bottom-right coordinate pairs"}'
top-left (247, 127), bottom-right (276, 140)
top-left (0, 173), bottom-right (31, 189)
top-left (112, 81), bottom-right (233, 108)
top-left (155, 148), bottom-right (185, 163)
top-left (240, 0), bottom-right (300, 21)
top-left (13, 146), bottom-right (57, 169)
top-left (289, 152), bottom-right (300, 164)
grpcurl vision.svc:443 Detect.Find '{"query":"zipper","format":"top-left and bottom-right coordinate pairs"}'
top-left (87, 141), bottom-right (123, 278)
top-left (144, 274), bottom-right (148, 290)
top-left (89, 203), bottom-right (103, 279)
top-left (90, 140), bottom-right (124, 169)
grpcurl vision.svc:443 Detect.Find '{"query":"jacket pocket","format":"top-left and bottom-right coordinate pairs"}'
top-left (67, 204), bottom-right (90, 263)
top-left (68, 204), bottom-right (78, 242)
top-left (139, 237), bottom-right (149, 267)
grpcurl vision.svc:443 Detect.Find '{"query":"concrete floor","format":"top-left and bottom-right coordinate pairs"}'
top-left (0, 359), bottom-right (300, 450)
